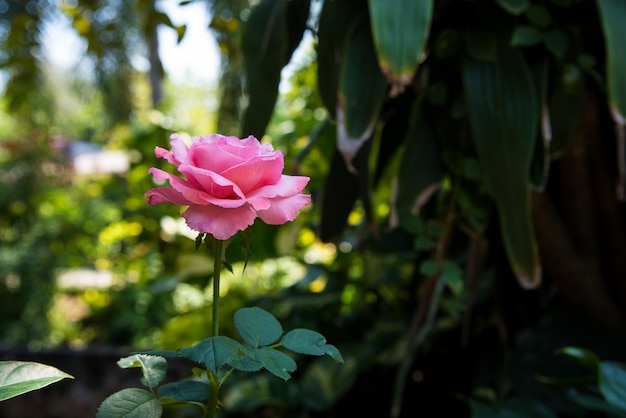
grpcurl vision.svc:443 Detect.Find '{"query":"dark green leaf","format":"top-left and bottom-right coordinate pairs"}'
top-left (337, 17), bottom-right (387, 169)
top-left (179, 336), bottom-right (242, 373)
top-left (465, 31), bottom-right (498, 62)
top-left (96, 388), bottom-right (161, 418)
top-left (597, 0), bottom-right (626, 120)
top-left (368, 0), bottom-right (433, 95)
top-left (255, 347), bottom-right (297, 380)
top-left (234, 307), bottom-right (283, 348)
top-left (281, 329), bottom-right (344, 362)
top-left (316, 0), bottom-right (367, 118)
top-left (157, 381), bottom-right (210, 403)
top-left (240, 0), bottom-right (287, 137)
top-left (510, 25), bottom-right (543, 46)
top-left (462, 40), bottom-right (541, 288)
top-left (543, 29), bottom-right (568, 58)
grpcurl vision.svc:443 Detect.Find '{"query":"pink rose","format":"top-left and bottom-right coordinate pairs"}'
top-left (145, 133), bottom-right (311, 240)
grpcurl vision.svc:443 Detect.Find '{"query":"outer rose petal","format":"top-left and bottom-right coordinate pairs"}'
top-left (256, 194), bottom-right (311, 225)
top-left (148, 167), bottom-right (212, 205)
top-left (179, 164), bottom-right (245, 202)
top-left (145, 187), bottom-right (195, 206)
top-left (183, 204), bottom-right (257, 240)
top-left (221, 153), bottom-right (284, 194)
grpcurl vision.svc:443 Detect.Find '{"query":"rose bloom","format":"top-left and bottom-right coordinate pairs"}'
top-left (145, 133), bottom-right (311, 240)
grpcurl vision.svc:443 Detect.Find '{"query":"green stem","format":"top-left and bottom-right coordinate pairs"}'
top-left (204, 238), bottom-right (224, 418)
top-left (212, 239), bottom-right (224, 338)
top-left (203, 371), bottom-right (220, 418)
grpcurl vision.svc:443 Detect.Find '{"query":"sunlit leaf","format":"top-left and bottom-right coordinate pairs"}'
top-left (117, 354), bottom-right (166, 390)
top-left (556, 346), bottom-right (601, 371)
top-left (0, 361), bottom-right (74, 402)
top-left (368, 0), bottom-right (433, 96)
top-left (462, 40), bottom-right (541, 288)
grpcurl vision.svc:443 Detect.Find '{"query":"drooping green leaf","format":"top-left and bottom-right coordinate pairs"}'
top-left (240, 0), bottom-right (310, 138)
top-left (234, 307), bottom-right (283, 348)
top-left (464, 31), bottom-right (498, 62)
top-left (96, 388), bottom-right (161, 418)
top-left (395, 101), bottom-right (444, 219)
top-left (300, 357), bottom-right (359, 411)
top-left (255, 347), bottom-right (297, 380)
top-left (157, 381), bottom-right (210, 403)
top-left (599, 362), bottom-right (626, 412)
top-left (221, 373), bottom-right (299, 412)
top-left (281, 329), bottom-right (344, 363)
top-left (597, 0), bottom-right (626, 120)
top-left (462, 40), bottom-right (541, 288)
top-left (179, 336), bottom-right (243, 373)
top-left (117, 354), bottom-right (166, 390)
top-left (316, 0), bottom-right (367, 118)
top-left (337, 16), bottom-right (387, 171)
top-left (0, 361), bottom-right (74, 402)
top-left (368, 0), bottom-right (433, 96)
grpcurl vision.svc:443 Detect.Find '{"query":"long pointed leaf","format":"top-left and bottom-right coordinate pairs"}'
top-left (463, 42), bottom-right (541, 288)
top-left (316, 0), bottom-right (367, 118)
top-left (337, 17), bottom-right (387, 171)
top-left (368, 0), bottom-right (433, 96)
top-left (241, 0), bottom-right (310, 138)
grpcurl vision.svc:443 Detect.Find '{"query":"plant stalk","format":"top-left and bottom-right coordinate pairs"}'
top-left (212, 239), bottom-right (223, 338)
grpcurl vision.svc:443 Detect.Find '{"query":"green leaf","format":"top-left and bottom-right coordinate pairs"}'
top-left (556, 346), bottom-right (601, 371)
top-left (419, 260), bottom-right (439, 276)
top-left (462, 40), bottom-right (541, 289)
top-left (234, 307), bottom-right (283, 348)
top-left (597, 0), bottom-right (626, 120)
top-left (337, 16), bottom-right (387, 171)
top-left (0, 361), bottom-right (74, 402)
top-left (525, 4), bottom-right (552, 28)
top-left (281, 329), bottom-right (344, 362)
top-left (316, 0), bottom-right (367, 118)
top-left (117, 355), bottom-right (166, 390)
top-left (599, 362), bottom-right (626, 412)
top-left (464, 31), bottom-right (498, 62)
top-left (395, 101), bottom-right (444, 216)
top-left (510, 25), bottom-right (543, 47)
top-left (179, 336), bottom-right (243, 373)
top-left (240, 0), bottom-right (288, 137)
top-left (227, 345), bottom-right (264, 373)
top-left (495, 0), bottom-right (530, 14)
top-left (543, 29), bottom-right (569, 58)
top-left (368, 0), bottom-right (433, 96)
top-left (157, 381), bottom-right (210, 403)
top-left (97, 388), bottom-right (161, 418)
top-left (255, 347), bottom-right (297, 380)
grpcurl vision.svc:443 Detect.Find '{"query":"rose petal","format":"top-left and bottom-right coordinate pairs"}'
top-left (221, 154), bottom-right (284, 194)
top-left (189, 140), bottom-right (245, 173)
top-left (179, 165), bottom-right (245, 202)
top-left (256, 194), bottom-right (311, 225)
top-left (148, 167), bottom-right (208, 205)
top-left (145, 187), bottom-right (194, 206)
top-left (247, 175), bottom-right (310, 199)
top-left (183, 204), bottom-right (257, 240)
